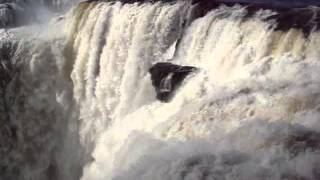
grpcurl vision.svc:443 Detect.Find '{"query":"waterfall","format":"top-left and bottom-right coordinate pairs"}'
top-left (2, 0), bottom-right (320, 180)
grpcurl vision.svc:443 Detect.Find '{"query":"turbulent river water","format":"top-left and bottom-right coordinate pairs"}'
top-left (1, 0), bottom-right (320, 180)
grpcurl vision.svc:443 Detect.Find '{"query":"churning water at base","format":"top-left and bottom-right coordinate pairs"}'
top-left (3, 1), bottom-right (320, 180)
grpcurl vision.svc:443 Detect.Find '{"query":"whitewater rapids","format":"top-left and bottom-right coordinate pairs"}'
top-left (3, 0), bottom-right (320, 180)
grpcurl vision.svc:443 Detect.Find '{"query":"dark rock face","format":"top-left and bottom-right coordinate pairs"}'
top-left (194, 0), bottom-right (320, 8)
top-left (149, 62), bottom-right (197, 102)
top-left (266, 8), bottom-right (320, 35)
top-left (190, 1), bottom-right (320, 36)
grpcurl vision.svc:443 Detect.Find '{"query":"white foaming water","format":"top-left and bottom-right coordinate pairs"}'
top-left (62, 1), bottom-right (320, 180)
top-left (65, 1), bottom-right (190, 151)
top-left (6, 1), bottom-right (320, 180)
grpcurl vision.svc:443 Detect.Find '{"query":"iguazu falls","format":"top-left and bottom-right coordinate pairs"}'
top-left (1, 0), bottom-right (320, 179)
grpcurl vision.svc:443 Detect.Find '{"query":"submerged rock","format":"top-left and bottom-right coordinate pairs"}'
top-left (149, 62), bottom-right (197, 102)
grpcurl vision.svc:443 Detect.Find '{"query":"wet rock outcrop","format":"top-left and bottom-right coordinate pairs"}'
top-left (149, 62), bottom-right (197, 102)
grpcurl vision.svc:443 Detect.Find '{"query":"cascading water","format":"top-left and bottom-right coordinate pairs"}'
top-left (2, 0), bottom-right (320, 180)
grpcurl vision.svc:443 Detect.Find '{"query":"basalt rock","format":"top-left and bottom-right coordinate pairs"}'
top-left (149, 62), bottom-right (197, 102)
